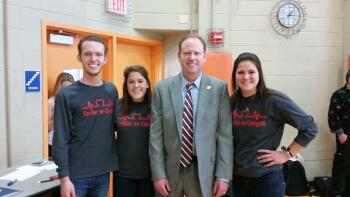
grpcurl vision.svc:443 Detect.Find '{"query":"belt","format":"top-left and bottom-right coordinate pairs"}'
top-left (192, 156), bottom-right (197, 163)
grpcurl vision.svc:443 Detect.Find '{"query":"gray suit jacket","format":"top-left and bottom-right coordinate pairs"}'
top-left (149, 73), bottom-right (233, 197)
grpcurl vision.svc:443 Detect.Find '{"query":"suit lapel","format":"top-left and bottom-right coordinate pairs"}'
top-left (170, 74), bottom-right (183, 138)
top-left (195, 75), bottom-right (212, 130)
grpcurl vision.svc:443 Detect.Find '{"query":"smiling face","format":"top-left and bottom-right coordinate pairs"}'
top-left (235, 60), bottom-right (259, 97)
top-left (78, 40), bottom-right (107, 78)
top-left (178, 37), bottom-right (206, 82)
top-left (126, 71), bottom-right (149, 102)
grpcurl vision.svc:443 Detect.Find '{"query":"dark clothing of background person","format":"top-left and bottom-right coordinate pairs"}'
top-left (328, 84), bottom-right (350, 196)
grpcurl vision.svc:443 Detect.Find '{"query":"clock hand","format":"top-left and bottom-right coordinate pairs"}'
top-left (287, 11), bottom-right (293, 17)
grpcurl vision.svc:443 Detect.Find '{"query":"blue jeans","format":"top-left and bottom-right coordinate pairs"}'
top-left (114, 175), bottom-right (154, 197)
top-left (233, 170), bottom-right (285, 197)
top-left (70, 173), bottom-right (110, 197)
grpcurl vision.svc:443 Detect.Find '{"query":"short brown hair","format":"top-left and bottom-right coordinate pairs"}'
top-left (78, 35), bottom-right (108, 56)
top-left (178, 34), bottom-right (206, 53)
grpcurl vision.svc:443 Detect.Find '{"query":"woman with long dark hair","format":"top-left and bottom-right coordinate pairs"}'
top-left (230, 52), bottom-right (318, 197)
top-left (114, 65), bottom-right (154, 197)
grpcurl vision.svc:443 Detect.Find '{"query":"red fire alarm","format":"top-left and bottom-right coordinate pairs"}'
top-left (209, 31), bottom-right (224, 45)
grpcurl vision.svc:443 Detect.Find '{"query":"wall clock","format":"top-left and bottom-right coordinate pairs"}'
top-left (270, 0), bottom-right (306, 38)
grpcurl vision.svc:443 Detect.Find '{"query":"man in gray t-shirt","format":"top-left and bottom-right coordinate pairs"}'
top-left (52, 35), bottom-right (118, 197)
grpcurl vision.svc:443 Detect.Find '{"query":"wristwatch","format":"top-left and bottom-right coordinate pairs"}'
top-left (281, 146), bottom-right (294, 157)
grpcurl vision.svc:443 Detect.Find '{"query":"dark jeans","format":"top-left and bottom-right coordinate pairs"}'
top-left (70, 173), bottom-right (110, 197)
top-left (233, 170), bottom-right (285, 197)
top-left (330, 136), bottom-right (350, 196)
top-left (114, 175), bottom-right (155, 197)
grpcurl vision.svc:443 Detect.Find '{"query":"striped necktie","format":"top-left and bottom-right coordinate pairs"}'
top-left (180, 83), bottom-right (195, 168)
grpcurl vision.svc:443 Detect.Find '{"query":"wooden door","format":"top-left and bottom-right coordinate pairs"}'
top-left (115, 41), bottom-right (153, 97)
top-left (203, 51), bottom-right (233, 95)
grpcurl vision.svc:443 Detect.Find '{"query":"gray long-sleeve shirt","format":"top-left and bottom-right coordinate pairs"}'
top-left (52, 81), bottom-right (118, 178)
top-left (232, 90), bottom-right (318, 177)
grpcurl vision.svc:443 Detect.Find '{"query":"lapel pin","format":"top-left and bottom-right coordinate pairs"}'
top-left (206, 85), bottom-right (212, 90)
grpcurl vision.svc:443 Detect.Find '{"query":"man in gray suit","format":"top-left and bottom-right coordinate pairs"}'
top-left (149, 34), bottom-right (233, 197)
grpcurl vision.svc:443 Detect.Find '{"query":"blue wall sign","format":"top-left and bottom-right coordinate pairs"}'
top-left (25, 70), bottom-right (41, 92)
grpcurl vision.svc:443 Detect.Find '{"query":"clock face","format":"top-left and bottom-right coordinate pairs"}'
top-left (270, 0), bottom-right (306, 38)
top-left (277, 3), bottom-right (300, 28)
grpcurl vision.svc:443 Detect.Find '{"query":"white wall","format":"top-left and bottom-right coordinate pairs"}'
top-left (134, 0), bottom-right (194, 30)
top-left (345, 0), bottom-right (350, 71)
top-left (164, 33), bottom-right (187, 78)
top-left (0, 0), bottom-right (8, 168)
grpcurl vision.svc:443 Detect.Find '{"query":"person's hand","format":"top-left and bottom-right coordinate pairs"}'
top-left (153, 178), bottom-right (171, 197)
top-left (213, 179), bottom-right (229, 197)
top-left (60, 176), bottom-right (76, 197)
top-left (338, 133), bottom-right (348, 144)
top-left (257, 149), bottom-right (290, 167)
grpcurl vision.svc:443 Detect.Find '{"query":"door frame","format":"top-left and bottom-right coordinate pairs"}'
top-left (41, 20), bottom-right (163, 158)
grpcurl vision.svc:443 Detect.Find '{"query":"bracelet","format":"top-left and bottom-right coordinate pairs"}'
top-left (281, 146), bottom-right (294, 158)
